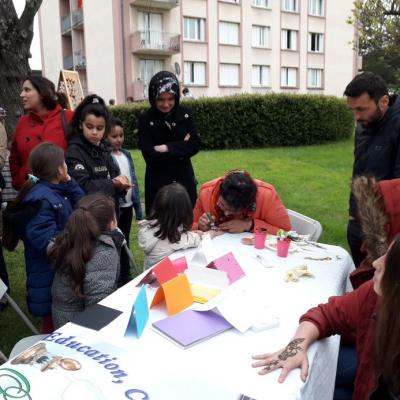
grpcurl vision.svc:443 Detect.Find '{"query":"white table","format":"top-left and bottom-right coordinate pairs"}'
top-left (0, 233), bottom-right (354, 400)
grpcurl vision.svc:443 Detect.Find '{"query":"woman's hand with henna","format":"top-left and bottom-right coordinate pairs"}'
top-left (251, 338), bottom-right (309, 383)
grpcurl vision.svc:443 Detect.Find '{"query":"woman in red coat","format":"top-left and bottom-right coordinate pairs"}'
top-left (252, 235), bottom-right (400, 400)
top-left (10, 76), bottom-right (73, 190)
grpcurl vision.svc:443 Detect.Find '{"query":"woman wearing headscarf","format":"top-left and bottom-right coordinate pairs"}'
top-left (138, 71), bottom-right (200, 215)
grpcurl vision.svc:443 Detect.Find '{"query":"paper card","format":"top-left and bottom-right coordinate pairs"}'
top-left (153, 257), bottom-right (177, 284)
top-left (125, 285), bottom-right (149, 338)
top-left (189, 234), bottom-right (218, 268)
top-left (71, 304), bottom-right (122, 330)
top-left (151, 274), bottom-right (193, 315)
top-left (185, 265), bottom-right (229, 289)
top-left (0, 278), bottom-right (7, 298)
top-left (136, 268), bottom-right (157, 286)
top-left (208, 252), bottom-right (245, 284)
top-left (171, 256), bottom-right (188, 273)
top-left (191, 284), bottom-right (221, 304)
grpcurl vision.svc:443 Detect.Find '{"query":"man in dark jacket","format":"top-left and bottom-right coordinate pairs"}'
top-left (344, 72), bottom-right (400, 267)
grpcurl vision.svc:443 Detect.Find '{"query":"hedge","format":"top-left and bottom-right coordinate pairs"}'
top-left (111, 93), bottom-right (354, 149)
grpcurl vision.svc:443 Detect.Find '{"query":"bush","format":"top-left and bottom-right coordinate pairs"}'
top-left (111, 93), bottom-right (354, 149)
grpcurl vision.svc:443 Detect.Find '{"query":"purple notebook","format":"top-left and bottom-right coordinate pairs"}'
top-left (152, 310), bottom-right (232, 349)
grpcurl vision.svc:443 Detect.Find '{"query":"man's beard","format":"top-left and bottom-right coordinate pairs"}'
top-left (359, 107), bottom-right (384, 128)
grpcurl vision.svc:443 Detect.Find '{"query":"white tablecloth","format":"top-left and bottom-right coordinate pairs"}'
top-left (1, 233), bottom-right (354, 400)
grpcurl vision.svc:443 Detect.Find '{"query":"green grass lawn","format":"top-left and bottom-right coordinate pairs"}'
top-left (0, 138), bottom-right (354, 358)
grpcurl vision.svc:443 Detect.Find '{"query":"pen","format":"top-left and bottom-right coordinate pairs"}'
top-left (207, 213), bottom-right (217, 230)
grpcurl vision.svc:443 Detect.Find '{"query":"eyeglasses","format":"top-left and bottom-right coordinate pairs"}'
top-left (217, 196), bottom-right (241, 214)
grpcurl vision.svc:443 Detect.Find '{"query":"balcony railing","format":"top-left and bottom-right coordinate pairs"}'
top-left (130, 30), bottom-right (180, 55)
top-left (72, 8), bottom-right (84, 28)
top-left (61, 14), bottom-right (72, 34)
top-left (130, 0), bottom-right (178, 10)
top-left (63, 54), bottom-right (74, 70)
top-left (74, 49), bottom-right (86, 69)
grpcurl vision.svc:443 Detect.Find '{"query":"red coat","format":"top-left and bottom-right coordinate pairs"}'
top-left (10, 105), bottom-right (73, 190)
top-left (193, 176), bottom-right (291, 233)
top-left (300, 281), bottom-right (379, 400)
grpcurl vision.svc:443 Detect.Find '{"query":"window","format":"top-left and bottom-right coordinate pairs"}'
top-left (308, 33), bottom-right (324, 52)
top-left (252, 65), bottom-right (270, 86)
top-left (252, 25), bottom-right (270, 48)
top-left (281, 0), bottom-right (298, 12)
top-left (184, 61), bottom-right (206, 85)
top-left (221, 0), bottom-right (240, 3)
top-left (281, 67), bottom-right (297, 87)
top-left (309, 0), bottom-right (324, 16)
top-left (140, 59), bottom-right (164, 84)
top-left (308, 68), bottom-right (323, 88)
top-left (252, 0), bottom-right (271, 8)
top-left (281, 29), bottom-right (298, 50)
top-left (183, 17), bottom-right (205, 41)
top-left (220, 63), bottom-right (240, 86)
top-left (138, 12), bottom-right (163, 48)
top-left (219, 21), bottom-right (240, 45)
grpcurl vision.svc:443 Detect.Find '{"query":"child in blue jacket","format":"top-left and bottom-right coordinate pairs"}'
top-left (106, 117), bottom-right (142, 285)
top-left (3, 142), bottom-right (84, 332)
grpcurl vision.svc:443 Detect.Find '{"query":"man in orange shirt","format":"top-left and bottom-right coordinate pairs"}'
top-left (193, 170), bottom-right (291, 234)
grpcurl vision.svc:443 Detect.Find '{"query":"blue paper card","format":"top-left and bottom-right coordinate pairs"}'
top-left (125, 285), bottom-right (149, 338)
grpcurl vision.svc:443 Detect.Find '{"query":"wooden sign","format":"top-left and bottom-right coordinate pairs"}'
top-left (57, 70), bottom-right (84, 110)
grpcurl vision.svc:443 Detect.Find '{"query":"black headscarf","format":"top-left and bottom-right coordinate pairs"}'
top-left (148, 71), bottom-right (180, 121)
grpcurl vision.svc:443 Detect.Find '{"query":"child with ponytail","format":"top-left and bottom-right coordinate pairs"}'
top-left (50, 193), bottom-right (123, 329)
top-left (3, 142), bottom-right (84, 332)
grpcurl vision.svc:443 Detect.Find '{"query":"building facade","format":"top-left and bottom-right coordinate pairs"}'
top-left (39, 0), bottom-right (360, 104)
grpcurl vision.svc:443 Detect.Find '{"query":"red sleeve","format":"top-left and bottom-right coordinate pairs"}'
top-left (299, 281), bottom-right (375, 339)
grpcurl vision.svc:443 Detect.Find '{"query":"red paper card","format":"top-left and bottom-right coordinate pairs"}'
top-left (153, 257), bottom-right (177, 284)
top-left (171, 256), bottom-right (188, 273)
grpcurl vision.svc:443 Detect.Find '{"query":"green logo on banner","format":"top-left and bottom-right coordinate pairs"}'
top-left (0, 367), bottom-right (31, 399)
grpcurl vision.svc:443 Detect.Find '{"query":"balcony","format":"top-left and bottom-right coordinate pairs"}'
top-left (74, 49), bottom-right (86, 69)
top-left (61, 14), bottom-right (72, 35)
top-left (130, 0), bottom-right (178, 10)
top-left (130, 31), bottom-right (180, 55)
top-left (72, 8), bottom-right (84, 28)
top-left (63, 54), bottom-right (74, 70)
top-left (132, 80), bottom-right (147, 101)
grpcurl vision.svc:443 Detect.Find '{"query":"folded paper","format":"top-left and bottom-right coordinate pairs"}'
top-left (208, 252), bottom-right (245, 284)
top-left (171, 256), bottom-right (188, 273)
top-left (125, 285), bottom-right (149, 338)
top-left (151, 274), bottom-right (193, 315)
top-left (153, 257), bottom-right (178, 284)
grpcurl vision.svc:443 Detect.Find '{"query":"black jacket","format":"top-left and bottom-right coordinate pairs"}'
top-left (66, 135), bottom-right (119, 197)
top-left (350, 95), bottom-right (400, 216)
top-left (138, 105), bottom-right (200, 214)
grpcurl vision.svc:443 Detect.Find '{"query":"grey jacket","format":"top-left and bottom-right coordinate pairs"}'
top-left (51, 234), bottom-right (120, 329)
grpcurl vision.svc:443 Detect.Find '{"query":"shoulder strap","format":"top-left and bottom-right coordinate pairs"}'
top-left (61, 109), bottom-right (68, 138)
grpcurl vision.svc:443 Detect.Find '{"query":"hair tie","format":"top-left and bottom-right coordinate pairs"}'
top-left (28, 174), bottom-right (39, 183)
top-left (92, 97), bottom-right (100, 104)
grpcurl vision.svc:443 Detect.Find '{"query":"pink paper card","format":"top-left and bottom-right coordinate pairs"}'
top-left (208, 252), bottom-right (245, 284)
top-left (153, 257), bottom-right (177, 284)
top-left (171, 256), bottom-right (188, 273)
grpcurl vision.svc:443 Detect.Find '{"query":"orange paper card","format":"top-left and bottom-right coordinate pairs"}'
top-left (150, 274), bottom-right (193, 315)
top-left (153, 257), bottom-right (177, 284)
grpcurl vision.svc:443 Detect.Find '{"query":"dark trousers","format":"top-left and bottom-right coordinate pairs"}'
top-left (347, 219), bottom-right (365, 268)
top-left (118, 206), bottom-right (133, 285)
top-left (0, 245), bottom-right (9, 293)
top-left (334, 343), bottom-right (357, 400)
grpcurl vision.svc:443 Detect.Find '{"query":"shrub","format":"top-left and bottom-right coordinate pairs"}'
top-left (111, 93), bottom-right (354, 149)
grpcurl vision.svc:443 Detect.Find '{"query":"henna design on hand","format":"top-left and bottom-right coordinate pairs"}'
top-left (278, 338), bottom-right (305, 361)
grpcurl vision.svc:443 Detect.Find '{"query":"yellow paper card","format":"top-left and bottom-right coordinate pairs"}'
top-left (191, 284), bottom-right (221, 304)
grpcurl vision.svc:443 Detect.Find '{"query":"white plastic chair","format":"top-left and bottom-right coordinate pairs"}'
top-left (287, 209), bottom-right (323, 242)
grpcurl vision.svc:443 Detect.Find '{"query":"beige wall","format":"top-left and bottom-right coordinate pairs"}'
top-left (39, 0), bottom-right (63, 84)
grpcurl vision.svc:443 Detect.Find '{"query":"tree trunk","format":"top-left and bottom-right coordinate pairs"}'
top-left (0, 0), bottom-right (43, 136)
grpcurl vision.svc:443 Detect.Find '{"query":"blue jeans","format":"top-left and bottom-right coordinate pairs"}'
top-left (334, 343), bottom-right (357, 400)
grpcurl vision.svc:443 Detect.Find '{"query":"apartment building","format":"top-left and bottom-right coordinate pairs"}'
top-left (39, 0), bottom-right (360, 104)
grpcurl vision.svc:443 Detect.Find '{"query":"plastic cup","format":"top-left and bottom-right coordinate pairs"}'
top-left (254, 229), bottom-right (267, 249)
top-left (277, 238), bottom-right (291, 257)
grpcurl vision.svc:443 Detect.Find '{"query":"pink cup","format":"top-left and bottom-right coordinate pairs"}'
top-left (277, 238), bottom-right (291, 257)
top-left (254, 229), bottom-right (267, 249)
